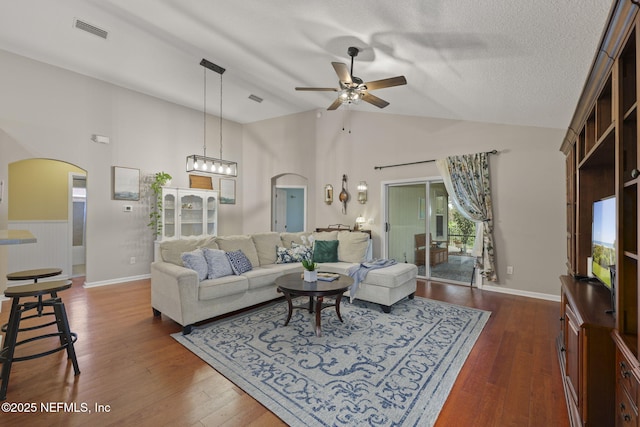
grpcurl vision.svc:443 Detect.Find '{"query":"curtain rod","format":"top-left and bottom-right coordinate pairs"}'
top-left (374, 149), bottom-right (498, 170)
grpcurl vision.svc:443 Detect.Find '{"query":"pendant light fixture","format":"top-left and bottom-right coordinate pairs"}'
top-left (186, 58), bottom-right (238, 176)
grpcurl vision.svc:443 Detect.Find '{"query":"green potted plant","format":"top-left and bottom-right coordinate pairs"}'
top-left (301, 259), bottom-right (318, 282)
top-left (148, 171), bottom-right (172, 237)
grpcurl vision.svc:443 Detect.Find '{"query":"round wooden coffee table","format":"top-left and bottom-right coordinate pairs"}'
top-left (275, 272), bottom-right (354, 337)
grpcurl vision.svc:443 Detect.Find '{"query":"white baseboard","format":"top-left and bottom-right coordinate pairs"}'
top-left (83, 274), bottom-right (151, 288)
top-left (480, 283), bottom-right (560, 302)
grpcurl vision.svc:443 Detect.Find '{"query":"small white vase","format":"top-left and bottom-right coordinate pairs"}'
top-left (304, 270), bottom-right (317, 282)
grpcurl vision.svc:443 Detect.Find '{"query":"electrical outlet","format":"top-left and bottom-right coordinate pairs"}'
top-left (123, 205), bottom-right (133, 212)
top-left (130, 257), bottom-right (136, 264)
top-left (506, 266), bottom-right (513, 275)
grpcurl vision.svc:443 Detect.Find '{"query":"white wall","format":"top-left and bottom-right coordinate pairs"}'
top-left (0, 129), bottom-right (32, 294)
top-left (0, 49), bottom-right (243, 286)
top-left (246, 109), bottom-right (567, 297)
top-left (0, 48), bottom-right (567, 297)
top-left (242, 111), bottom-right (317, 233)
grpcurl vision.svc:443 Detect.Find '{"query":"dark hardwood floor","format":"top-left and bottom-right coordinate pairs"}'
top-left (0, 277), bottom-right (569, 426)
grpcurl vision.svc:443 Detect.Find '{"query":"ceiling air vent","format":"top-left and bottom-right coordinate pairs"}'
top-left (248, 94), bottom-right (263, 103)
top-left (73, 18), bottom-right (108, 39)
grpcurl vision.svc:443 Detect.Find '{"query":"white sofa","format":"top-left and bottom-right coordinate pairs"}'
top-left (151, 230), bottom-right (417, 334)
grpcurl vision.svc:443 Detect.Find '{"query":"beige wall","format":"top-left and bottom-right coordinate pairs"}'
top-left (0, 48), bottom-right (567, 298)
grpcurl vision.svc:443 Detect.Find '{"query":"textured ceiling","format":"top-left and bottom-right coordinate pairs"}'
top-left (0, 0), bottom-right (613, 128)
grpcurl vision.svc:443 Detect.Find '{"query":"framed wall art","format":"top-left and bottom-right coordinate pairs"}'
top-left (219, 178), bottom-right (236, 204)
top-left (189, 174), bottom-right (213, 189)
top-left (112, 166), bottom-right (140, 200)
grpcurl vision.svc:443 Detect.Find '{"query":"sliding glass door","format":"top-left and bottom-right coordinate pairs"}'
top-left (384, 180), bottom-right (475, 284)
top-left (386, 183), bottom-right (427, 269)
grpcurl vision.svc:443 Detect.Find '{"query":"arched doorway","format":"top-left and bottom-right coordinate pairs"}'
top-left (271, 173), bottom-right (308, 233)
top-left (7, 158), bottom-right (87, 282)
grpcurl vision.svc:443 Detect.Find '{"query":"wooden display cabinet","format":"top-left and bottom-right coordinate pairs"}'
top-left (561, 2), bottom-right (640, 426)
top-left (559, 277), bottom-right (615, 426)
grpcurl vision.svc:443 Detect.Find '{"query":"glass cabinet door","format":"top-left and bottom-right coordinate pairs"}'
top-left (206, 194), bottom-right (217, 235)
top-left (179, 192), bottom-right (204, 238)
top-left (162, 192), bottom-right (176, 239)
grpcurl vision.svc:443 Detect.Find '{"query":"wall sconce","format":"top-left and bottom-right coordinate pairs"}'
top-left (324, 184), bottom-right (333, 204)
top-left (357, 181), bottom-right (368, 204)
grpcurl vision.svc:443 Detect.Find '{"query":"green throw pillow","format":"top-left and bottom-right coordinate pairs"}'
top-left (313, 240), bottom-right (339, 263)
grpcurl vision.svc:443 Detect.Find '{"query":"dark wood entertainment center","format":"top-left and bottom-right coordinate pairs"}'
top-left (559, 1), bottom-right (640, 426)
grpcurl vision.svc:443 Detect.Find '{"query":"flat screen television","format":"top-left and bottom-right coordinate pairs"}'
top-left (591, 196), bottom-right (616, 290)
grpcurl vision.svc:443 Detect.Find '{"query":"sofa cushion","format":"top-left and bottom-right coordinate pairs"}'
top-left (279, 232), bottom-right (312, 248)
top-left (202, 248), bottom-right (234, 279)
top-left (198, 275), bottom-right (249, 301)
top-left (242, 267), bottom-right (283, 290)
top-left (181, 248), bottom-right (208, 281)
top-left (226, 250), bottom-right (253, 275)
top-left (312, 230), bottom-right (339, 241)
top-left (216, 235), bottom-right (260, 267)
top-left (160, 236), bottom-right (218, 266)
top-left (261, 263), bottom-right (304, 275)
top-left (313, 261), bottom-right (357, 275)
top-left (361, 263), bottom-right (419, 288)
top-left (337, 231), bottom-right (370, 263)
top-left (251, 232), bottom-right (281, 266)
top-left (313, 240), bottom-right (339, 263)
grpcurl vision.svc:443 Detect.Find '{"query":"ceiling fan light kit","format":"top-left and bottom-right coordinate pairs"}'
top-left (295, 46), bottom-right (407, 111)
top-left (186, 58), bottom-right (238, 177)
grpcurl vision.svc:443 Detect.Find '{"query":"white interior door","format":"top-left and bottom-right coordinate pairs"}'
top-left (273, 188), bottom-right (287, 232)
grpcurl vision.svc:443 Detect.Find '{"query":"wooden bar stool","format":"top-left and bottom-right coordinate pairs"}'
top-left (0, 280), bottom-right (80, 400)
top-left (6, 267), bottom-right (62, 283)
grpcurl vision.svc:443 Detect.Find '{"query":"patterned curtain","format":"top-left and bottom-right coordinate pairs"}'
top-left (435, 152), bottom-right (497, 282)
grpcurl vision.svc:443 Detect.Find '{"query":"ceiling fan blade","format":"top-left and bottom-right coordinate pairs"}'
top-left (362, 92), bottom-right (390, 109)
top-left (332, 62), bottom-right (352, 84)
top-left (364, 76), bottom-right (407, 91)
top-left (327, 98), bottom-right (343, 110)
top-left (295, 87), bottom-right (338, 91)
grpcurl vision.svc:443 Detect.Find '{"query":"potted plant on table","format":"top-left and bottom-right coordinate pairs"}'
top-left (301, 259), bottom-right (318, 282)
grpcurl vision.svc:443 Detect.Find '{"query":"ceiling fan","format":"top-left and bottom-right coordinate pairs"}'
top-left (295, 46), bottom-right (407, 110)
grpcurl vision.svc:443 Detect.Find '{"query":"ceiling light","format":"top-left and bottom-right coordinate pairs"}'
top-left (186, 58), bottom-right (238, 177)
top-left (339, 88), bottom-right (362, 105)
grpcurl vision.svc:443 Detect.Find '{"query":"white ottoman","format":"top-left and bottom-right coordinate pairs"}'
top-left (347, 262), bottom-right (418, 313)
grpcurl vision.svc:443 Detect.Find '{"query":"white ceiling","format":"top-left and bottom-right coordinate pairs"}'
top-left (0, 0), bottom-right (613, 128)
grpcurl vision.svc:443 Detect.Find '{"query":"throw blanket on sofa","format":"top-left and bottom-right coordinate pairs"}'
top-left (347, 259), bottom-right (397, 302)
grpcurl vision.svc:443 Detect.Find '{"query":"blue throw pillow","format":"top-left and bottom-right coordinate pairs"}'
top-left (181, 248), bottom-right (208, 281)
top-left (276, 246), bottom-right (296, 264)
top-left (276, 243), bottom-right (313, 264)
top-left (291, 242), bottom-right (313, 262)
top-left (202, 248), bottom-right (234, 279)
top-left (226, 249), bottom-right (253, 275)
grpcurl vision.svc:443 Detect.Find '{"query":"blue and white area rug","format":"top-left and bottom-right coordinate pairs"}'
top-left (172, 296), bottom-right (490, 427)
